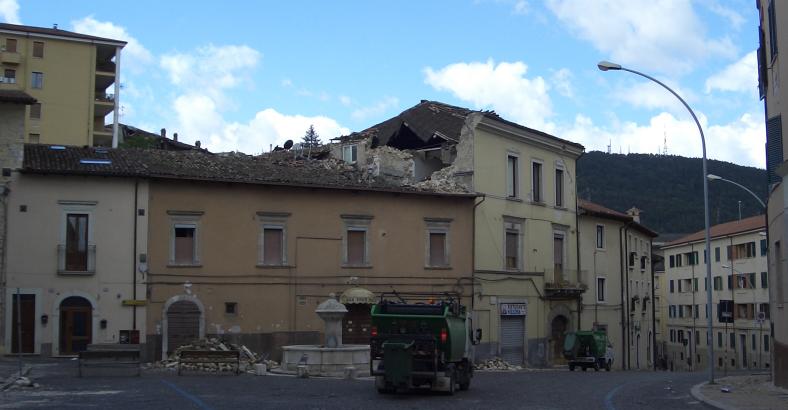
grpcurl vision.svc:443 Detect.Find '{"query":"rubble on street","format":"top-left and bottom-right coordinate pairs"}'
top-left (147, 338), bottom-right (279, 373)
top-left (474, 358), bottom-right (522, 371)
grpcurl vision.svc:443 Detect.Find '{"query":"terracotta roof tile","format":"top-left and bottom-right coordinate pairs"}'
top-left (663, 215), bottom-right (765, 247)
top-left (579, 199), bottom-right (658, 237)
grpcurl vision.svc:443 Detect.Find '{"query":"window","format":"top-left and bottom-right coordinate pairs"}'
top-left (730, 333), bottom-right (736, 348)
top-left (225, 302), bottom-right (237, 315)
top-left (596, 225), bottom-right (605, 249)
top-left (675, 254), bottom-right (683, 267)
top-left (761, 239), bottom-right (768, 256)
top-left (31, 72), bottom-right (43, 89)
top-left (670, 329), bottom-right (675, 343)
top-left (669, 280), bottom-right (674, 293)
top-left (718, 332), bottom-right (723, 348)
top-left (3, 68), bottom-right (15, 83)
top-left (728, 275), bottom-right (733, 290)
top-left (761, 271), bottom-right (768, 288)
top-left (32, 41), bottom-right (44, 58)
top-left (554, 231), bottom-right (566, 281)
top-left (760, 303), bottom-right (770, 319)
top-left (596, 277), bottom-right (606, 302)
top-left (555, 168), bottom-right (564, 207)
top-left (506, 155), bottom-right (518, 198)
top-left (504, 218), bottom-right (523, 271)
top-left (342, 215), bottom-right (371, 266)
top-left (714, 276), bottom-right (723, 290)
top-left (342, 144), bottom-right (357, 163)
top-left (752, 334), bottom-right (757, 351)
top-left (168, 211), bottom-right (202, 265)
top-left (531, 161), bottom-right (542, 202)
top-left (28, 133), bottom-right (39, 144)
top-left (715, 247), bottom-right (720, 262)
top-left (749, 272), bottom-right (757, 289)
top-left (65, 213), bottom-right (89, 271)
top-left (5, 38), bottom-right (16, 52)
top-left (257, 212), bottom-right (288, 266)
top-left (765, 335), bottom-right (770, 352)
top-left (425, 218), bottom-right (451, 267)
top-left (679, 305), bottom-right (684, 318)
top-left (669, 255), bottom-right (675, 268)
top-left (769, 0), bottom-right (778, 60)
top-left (30, 103), bottom-right (41, 120)
top-left (693, 278), bottom-right (698, 292)
top-left (731, 242), bottom-right (757, 259)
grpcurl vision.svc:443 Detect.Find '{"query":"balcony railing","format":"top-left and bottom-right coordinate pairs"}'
top-left (544, 280), bottom-right (587, 300)
top-left (95, 92), bottom-right (115, 103)
top-left (96, 61), bottom-right (116, 73)
top-left (57, 244), bottom-right (96, 275)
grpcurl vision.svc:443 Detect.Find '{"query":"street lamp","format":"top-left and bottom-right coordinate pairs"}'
top-left (707, 174), bottom-right (766, 209)
top-left (598, 60), bottom-right (715, 383)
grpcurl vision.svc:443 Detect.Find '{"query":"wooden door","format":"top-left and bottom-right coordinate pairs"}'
top-left (167, 301), bottom-right (201, 354)
top-left (342, 304), bottom-right (372, 345)
top-left (59, 297), bottom-right (92, 355)
top-left (11, 294), bottom-right (35, 353)
top-left (551, 315), bottom-right (568, 364)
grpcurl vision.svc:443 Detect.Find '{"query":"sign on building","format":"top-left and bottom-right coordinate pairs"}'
top-left (500, 303), bottom-right (527, 316)
top-left (718, 300), bottom-right (734, 323)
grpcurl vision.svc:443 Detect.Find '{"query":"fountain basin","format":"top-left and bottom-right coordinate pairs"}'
top-left (281, 344), bottom-right (370, 377)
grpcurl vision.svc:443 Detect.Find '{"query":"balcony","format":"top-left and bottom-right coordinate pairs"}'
top-left (57, 244), bottom-right (96, 275)
top-left (1, 51), bottom-right (20, 65)
top-left (96, 61), bottom-right (116, 74)
top-left (544, 281), bottom-right (586, 300)
top-left (94, 92), bottom-right (115, 117)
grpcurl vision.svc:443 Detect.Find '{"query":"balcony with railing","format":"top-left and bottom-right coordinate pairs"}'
top-left (544, 280), bottom-right (587, 300)
top-left (96, 61), bottom-right (116, 74)
top-left (1, 51), bottom-right (20, 65)
top-left (57, 244), bottom-right (96, 275)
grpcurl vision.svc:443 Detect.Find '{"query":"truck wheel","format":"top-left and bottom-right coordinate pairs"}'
top-left (446, 375), bottom-right (456, 396)
top-left (605, 361), bottom-right (611, 371)
top-left (377, 387), bottom-right (394, 394)
top-left (581, 366), bottom-right (587, 372)
top-left (593, 362), bottom-right (600, 372)
top-left (569, 364), bottom-right (575, 371)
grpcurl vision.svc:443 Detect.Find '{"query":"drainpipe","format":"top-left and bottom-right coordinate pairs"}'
top-left (618, 224), bottom-right (627, 370)
top-left (471, 195), bottom-right (486, 312)
top-left (132, 179), bottom-right (138, 330)
top-left (651, 237), bottom-right (657, 371)
top-left (575, 194), bottom-right (582, 331)
top-left (623, 225), bottom-right (631, 370)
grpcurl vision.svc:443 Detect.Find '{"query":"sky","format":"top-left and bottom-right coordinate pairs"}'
top-left (1, 0), bottom-right (767, 168)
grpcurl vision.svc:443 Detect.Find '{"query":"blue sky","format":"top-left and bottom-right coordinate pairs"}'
top-left (2, 0), bottom-right (766, 167)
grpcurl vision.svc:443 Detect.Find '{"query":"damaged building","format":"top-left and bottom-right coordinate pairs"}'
top-left (330, 100), bottom-right (586, 367)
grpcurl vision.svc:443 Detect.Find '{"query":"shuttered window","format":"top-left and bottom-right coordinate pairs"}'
top-left (174, 226), bottom-right (196, 264)
top-left (263, 228), bottom-right (283, 265)
top-left (429, 232), bottom-right (447, 266)
top-left (506, 231), bottom-right (518, 269)
top-left (766, 115), bottom-right (783, 185)
top-left (347, 230), bottom-right (366, 265)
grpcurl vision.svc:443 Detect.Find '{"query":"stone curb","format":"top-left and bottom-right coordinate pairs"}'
top-left (690, 382), bottom-right (738, 410)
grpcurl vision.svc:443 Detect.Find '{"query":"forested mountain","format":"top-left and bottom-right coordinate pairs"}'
top-left (576, 151), bottom-right (767, 237)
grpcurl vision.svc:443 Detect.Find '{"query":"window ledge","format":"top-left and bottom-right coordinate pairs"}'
top-left (256, 264), bottom-right (294, 269)
top-left (167, 264), bottom-right (203, 268)
top-left (554, 206), bottom-right (568, 211)
top-left (425, 266), bottom-right (453, 270)
top-left (529, 201), bottom-right (547, 207)
top-left (341, 264), bottom-right (373, 269)
top-left (57, 270), bottom-right (95, 276)
top-left (505, 196), bottom-right (523, 202)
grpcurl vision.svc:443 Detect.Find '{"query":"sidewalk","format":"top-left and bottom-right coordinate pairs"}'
top-left (691, 374), bottom-right (788, 410)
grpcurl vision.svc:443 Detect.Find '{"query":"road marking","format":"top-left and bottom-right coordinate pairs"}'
top-left (161, 380), bottom-right (215, 410)
top-left (604, 382), bottom-right (631, 410)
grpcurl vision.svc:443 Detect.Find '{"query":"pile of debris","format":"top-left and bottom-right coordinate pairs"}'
top-left (151, 338), bottom-right (279, 373)
top-left (2, 376), bottom-right (39, 391)
top-left (474, 357), bottom-right (522, 371)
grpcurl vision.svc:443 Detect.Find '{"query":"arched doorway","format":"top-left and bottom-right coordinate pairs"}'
top-left (166, 300), bottom-right (201, 355)
top-left (340, 287), bottom-right (376, 345)
top-left (551, 315), bottom-right (568, 364)
top-left (59, 296), bottom-right (92, 355)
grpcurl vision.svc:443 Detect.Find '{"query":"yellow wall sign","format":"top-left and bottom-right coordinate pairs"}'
top-left (122, 300), bottom-right (147, 306)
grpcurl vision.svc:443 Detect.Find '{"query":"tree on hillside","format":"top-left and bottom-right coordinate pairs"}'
top-left (302, 124), bottom-right (321, 148)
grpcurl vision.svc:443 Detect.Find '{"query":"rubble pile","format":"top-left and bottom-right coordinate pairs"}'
top-left (151, 338), bottom-right (279, 373)
top-left (474, 357), bottom-right (522, 371)
top-left (2, 376), bottom-right (39, 391)
top-left (412, 165), bottom-right (470, 193)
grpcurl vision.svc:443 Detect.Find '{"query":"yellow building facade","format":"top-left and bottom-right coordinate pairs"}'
top-left (0, 23), bottom-right (125, 147)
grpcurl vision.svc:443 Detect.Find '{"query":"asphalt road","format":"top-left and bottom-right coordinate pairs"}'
top-left (1, 361), bottom-right (716, 410)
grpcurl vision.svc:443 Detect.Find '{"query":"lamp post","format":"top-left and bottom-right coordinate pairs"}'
top-left (598, 61), bottom-right (715, 383)
top-left (707, 174), bottom-right (766, 209)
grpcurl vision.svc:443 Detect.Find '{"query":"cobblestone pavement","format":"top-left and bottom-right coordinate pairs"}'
top-left (0, 359), bottom-right (719, 410)
top-left (693, 374), bottom-right (788, 410)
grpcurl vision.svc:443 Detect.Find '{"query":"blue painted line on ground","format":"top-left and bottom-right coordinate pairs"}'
top-left (604, 382), bottom-right (631, 410)
top-left (161, 379), bottom-right (215, 410)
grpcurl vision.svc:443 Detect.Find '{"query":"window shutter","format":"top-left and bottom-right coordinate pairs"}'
top-left (766, 115), bottom-right (783, 185)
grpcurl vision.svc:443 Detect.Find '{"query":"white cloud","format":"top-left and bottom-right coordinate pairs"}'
top-left (424, 59), bottom-right (553, 131)
top-left (701, 0), bottom-right (745, 30)
top-left (281, 78), bottom-right (293, 87)
top-left (546, 0), bottom-right (736, 75)
top-left (339, 95), bottom-right (352, 106)
top-left (705, 50), bottom-right (757, 95)
top-left (351, 96), bottom-right (399, 121)
top-left (551, 68), bottom-right (574, 98)
top-left (561, 111), bottom-right (765, 168)
top-left (513, 0), bottom-right (529, 15)
top-left (0, 0), bottom-right (19, 24)
top-left (161, 44), bottom-right (260, 91)
top-left (71, 16), bottom-right (153, 73)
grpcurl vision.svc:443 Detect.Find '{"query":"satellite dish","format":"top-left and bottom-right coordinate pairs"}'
top-left (284, 140), bottom-right (294, 150)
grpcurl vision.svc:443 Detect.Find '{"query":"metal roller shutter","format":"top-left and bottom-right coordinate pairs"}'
top-left (500, 316), bottom-right (525, 365)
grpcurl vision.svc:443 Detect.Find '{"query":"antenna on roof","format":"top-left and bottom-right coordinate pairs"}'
top-left (607, 139), bottom-right (611, 154)
top-left (53, 23), bottom-right (58, 29)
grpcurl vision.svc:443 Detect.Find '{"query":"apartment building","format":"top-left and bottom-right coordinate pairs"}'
top-left (758, 0), bottom-right (788, 388)
top-left (662, 216), bottom-right (770, 372)
top-left (0, 23), bottom-right (126, 147)
top-left (333, 100), bottom-right (585, 367)
top-left (578, 200), bottom-right (658, 370)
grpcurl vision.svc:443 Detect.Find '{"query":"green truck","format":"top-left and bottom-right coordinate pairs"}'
top-left (370, 292), bottom-right (480, 394)
top-left (563, 330), bottom-right (614, 371)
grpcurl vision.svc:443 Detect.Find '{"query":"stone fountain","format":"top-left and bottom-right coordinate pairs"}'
top-left (281, 294), bottom-right (370, 377)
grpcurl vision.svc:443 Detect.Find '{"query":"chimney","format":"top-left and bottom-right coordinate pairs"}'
top-left (160, 128), bottom-right (166, 139)
top-left (173, 133), bottom-right (178, 142)
top-left (195, 140), bottom-right (201, 149)
top-left (627, 207), bottom-right (641, 223)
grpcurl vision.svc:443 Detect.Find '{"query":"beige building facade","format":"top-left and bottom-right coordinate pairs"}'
top-left (662, 216), bottom-right (770, 372)
top-left (0, 23), bottom-right (125, 147)
top-left (758, 0), bottom-right (788, 388)
top-left (578, 201), bottom-right (658, 370)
